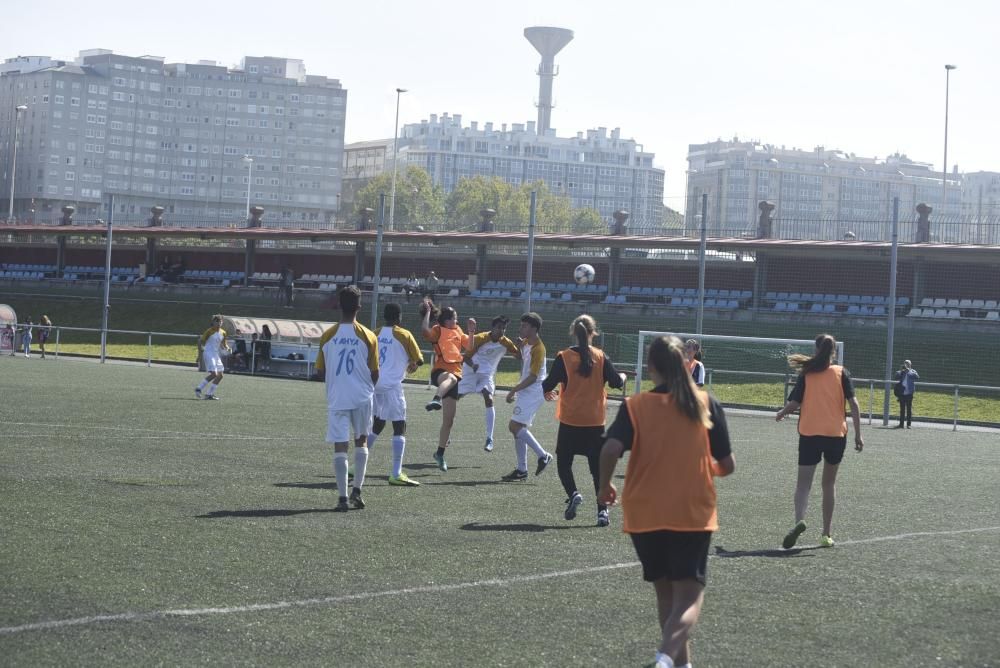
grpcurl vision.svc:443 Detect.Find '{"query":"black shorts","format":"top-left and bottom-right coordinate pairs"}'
top-left (430, 369), bottom-right (460, 400)
top-left (555, 423), bottom-right (605, 457)
top-left (798, 435), bottom-right (847, 466)
top-left (630, 530), bottom-right (711, 585)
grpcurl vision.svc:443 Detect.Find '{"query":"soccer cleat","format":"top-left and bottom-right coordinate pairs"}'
top-left (333, 497), bottom-right (349, 512)
top-left (782, 520), bottom-right (807, 549)
top-left (388, 473), bottom-right (420, 487)
top-left (204, 395), bottom-right (220, 401)
top-left (597, 509), bottom-right (610, 527)
top-left (501, 469), bottom-right (528, 482)
top-left (349, 488), bottom-right (366, 509)
top-left (194, 387), bottom-right (202, 399)
top-left (484, 437), bottom-right (494, 453)
top-left (433, 451), bottom-right (448, 472)
top-left (564, 492), bottom-right (583, 520)
top-left (535, 453), bottom-right (553, 476)
top-left (425, 397), bottom-right (443, 411)
top-left (819, 534), bottom-right (835, 548)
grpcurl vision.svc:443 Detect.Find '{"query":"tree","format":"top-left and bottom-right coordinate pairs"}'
top-left (352, 166), bottom-right (445, 230)
top-left (445, 177), bottom-right (604, 234)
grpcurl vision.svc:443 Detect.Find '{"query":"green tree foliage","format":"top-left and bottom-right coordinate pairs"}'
top-left (353, 166), bottom-right (445, 229)
top-left (445, 176), bottom-right (606, 234)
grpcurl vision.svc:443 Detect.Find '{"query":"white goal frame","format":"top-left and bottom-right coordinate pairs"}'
top-left (634, 331), bottom-right (845, 394)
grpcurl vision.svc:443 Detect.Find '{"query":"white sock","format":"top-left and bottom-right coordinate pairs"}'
top-left (654, 652), bottom-right (674, 668)
top-left (515, 437), bottom-right (528, 472)
top-left (333, 452), bottom-right (349, 498)
top-left (391, 435), bottom-right (405, 477)
top-left (197, 379), bottom-right (209, 390)
top-left (205, 383), bottom-right (217, 396)
top-left (517, 427), bottom-right (546, 458)
top-left (484, 406), bottom-right (496, 439)
top-left (353, 446), bottom-right (369, 490)
top-left (367, 432), bottom-right (378, 448)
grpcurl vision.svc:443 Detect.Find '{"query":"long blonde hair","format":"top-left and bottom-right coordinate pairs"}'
top-left (648, 336), bottom-right (712, 429)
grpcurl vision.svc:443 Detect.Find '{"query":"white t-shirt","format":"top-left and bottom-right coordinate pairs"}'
top-left (519, 338), bottom-right (547, 394)
top-left (375, 325), bottom-right (422, 390)
top-left (316, 322), bottom-right (379, 411)
top-left (468, 333), bottom-right (519, 377)
top-left (200, 327), bottom-right (226, 358)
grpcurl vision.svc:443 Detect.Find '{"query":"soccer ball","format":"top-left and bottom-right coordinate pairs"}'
top-left (574, 264), bottom-right (596, 285)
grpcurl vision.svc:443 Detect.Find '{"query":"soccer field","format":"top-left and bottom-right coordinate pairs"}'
top-left (1, 356), bottom-right (998, 667)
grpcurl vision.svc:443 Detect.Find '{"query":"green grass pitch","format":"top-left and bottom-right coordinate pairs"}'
top-left (1, 355), bottom-right (998, 666)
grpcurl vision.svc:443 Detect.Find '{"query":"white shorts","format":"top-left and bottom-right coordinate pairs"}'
top-left (458, 370), bottom-right (495, 397)
top-left (326, 404), bottom-right (373, 443)
top-left (512, 389), bottom-right (544, 427)
top-left (205, 354), bottom-right (224, 373)
top-left (373, 385), bottom-right (407, 422)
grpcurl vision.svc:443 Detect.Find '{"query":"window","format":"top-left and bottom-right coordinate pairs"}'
top-left (248, 65), bottom-right (258, 74)
top-left (65, 171), bottom-right (75, 181)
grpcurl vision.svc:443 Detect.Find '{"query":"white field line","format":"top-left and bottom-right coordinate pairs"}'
top-left (2, 422), bottom-right (287, 440)
top-left (1, 525), bottom-right (998, 636)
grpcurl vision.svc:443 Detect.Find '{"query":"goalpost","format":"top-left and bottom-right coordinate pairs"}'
top-left (633, 331), bottom-right (845, 401)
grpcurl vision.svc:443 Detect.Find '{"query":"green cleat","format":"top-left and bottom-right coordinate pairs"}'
top-left (782, 520), bottom-right (807, 549)
top-left (819, 534), bottom-right (835, 548)
top-left (388, 473), bottom-right (420, 487)
top-left (433, 452), bottom-right (448, 472)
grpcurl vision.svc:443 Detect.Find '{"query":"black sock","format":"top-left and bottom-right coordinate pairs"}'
top-left (436, 446), bottom-right (446, 457)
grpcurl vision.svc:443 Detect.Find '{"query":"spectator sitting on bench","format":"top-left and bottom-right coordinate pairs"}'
top-left (229, 334), bottom-right (249, 371)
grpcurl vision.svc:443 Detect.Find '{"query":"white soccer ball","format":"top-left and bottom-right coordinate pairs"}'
top-left (574, 263), bottom-right (596, 285)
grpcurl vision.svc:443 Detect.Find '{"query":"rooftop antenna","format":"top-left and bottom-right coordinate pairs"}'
top-left (524, 26), bottom-right (573, 135)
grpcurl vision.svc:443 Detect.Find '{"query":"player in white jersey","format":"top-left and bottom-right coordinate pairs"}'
top-left (501, 312), bottom-right (553, 481)
top-left (195, 315), bottom-right (231, 400)
top-left (458, 315), bottom-right (520, 452)
top-left (366, 303), bottom-right (424, 487)
top-left (314, 287), bottom-right (380, 512)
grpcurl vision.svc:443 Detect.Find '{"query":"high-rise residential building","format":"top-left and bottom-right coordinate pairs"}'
top-left (0, 50), bottom-right (346, 225)
top-left (399, 113), bottom-right (664, 231)
top-left (686, 139), bottom-right (964, 238)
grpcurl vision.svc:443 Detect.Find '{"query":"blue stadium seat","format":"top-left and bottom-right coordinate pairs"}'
top-left (774, 302), bottom-right (787, 312)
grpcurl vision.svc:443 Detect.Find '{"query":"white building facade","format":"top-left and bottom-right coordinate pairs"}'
top-left (400, 113), bottom-right (664, 231)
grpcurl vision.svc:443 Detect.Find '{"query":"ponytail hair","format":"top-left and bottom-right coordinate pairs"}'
top-left (647, 336), bottom-right (712, 429)
top-left (570, 314), bottom-right (598, 378)
top-left (437, 306), bottom-right (457, 326)
top-left (788, 333), bottom-right (837, 375)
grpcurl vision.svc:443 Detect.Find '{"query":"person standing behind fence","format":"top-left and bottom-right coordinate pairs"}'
top-left (38, 315), bottom-right (52, 359)
top-left (195, 315), bottom-right (230, 400)
top-left (314, 286), bottom-right (380, 512)
top-left (776, 333), bottom-right (863, 549)
top-left (425, 270), bottom-right (440, 298)
top-left (368, 303), bottom-right (424, 487)
top-left (542, 314), bottom-right (627, 527)
top-left (20, 317), bottom-right (33, 358)
top-left (260, 324), bottom-right (273, 371)
top-left (894, 360), bottom-right (919, 429)
top-left (280, 267), bottom-right (295, 308)
top-left (684, 339), bottom-right (705, 387)
top-left (597, 335), bottom-right (735, 668)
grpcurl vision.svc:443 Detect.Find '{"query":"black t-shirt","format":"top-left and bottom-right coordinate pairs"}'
top-left (542, 346), bottom-right (625, 394)
top-left (605, 384), bottom-right (732, 461)
top-left (787, 367), bottom-right (855, 404)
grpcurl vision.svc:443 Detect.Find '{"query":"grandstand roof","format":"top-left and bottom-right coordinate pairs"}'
top-left (3, 224), bottom-right (999, 261)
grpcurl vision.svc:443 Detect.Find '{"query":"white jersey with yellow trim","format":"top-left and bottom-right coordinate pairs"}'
top-left (376, 325), bottom-right (423, 390)
top-left (315, 321), bottom-right (379, 410)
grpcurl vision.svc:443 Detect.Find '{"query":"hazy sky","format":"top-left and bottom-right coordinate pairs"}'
top-left (5, 0), bottom-right (997, 207)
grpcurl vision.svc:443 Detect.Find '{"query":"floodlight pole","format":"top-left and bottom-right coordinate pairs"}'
top-left (524, 191), bottom-right (537, 312)
top-left (882, 197), bottom-right (900, 425)
top-left (370, 193), bottom-right (387, 330)
top-left (696, 193), bottom-right (708, 335)
top-left (100, 195), bottom-right (115, 363)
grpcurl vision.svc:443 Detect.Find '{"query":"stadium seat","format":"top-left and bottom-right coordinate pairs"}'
top-left (873, 306), bottom-right (886, 316)
top-left (810, 303), bottom-right (823, 313)
top-left (861, 295), bottom-right (873, 305)
top-left (765, 291), bottom-right (777, 301)
top-left (848, 295), bottom-right (861, 304)
top-left (897, 297), bottom-right (909, 307)
top-left (986, 311), bottom-right (999, 321)
top-left (786, 302), bottom-right (800, 312)
top-left (933, 309), bottom-right (948, 318)
top-left (774, 302), bottom-right (786, 312)
top-left (777, 292), bottom-right (789, 300)
top-left (919, 297), bottom-right (933, 308)
top-left (959, 299), bottom-right (973, 309)
top-left (860, 306), bottom-right (871, 316)
top-left (932, 298), bottom-right (946, 308)
top-left (615, 295), bottom-right (627, 304)
top-left (971, 299), bottom-right (985, 310)
top-left (946, 299), bottom-right (960, 308)
top-left (946, 309), bottom-right (961, 319)
top-left (847, 305), bottom-right (860, 315)
top-left (822, 304), bottom-right (836, 314)
top-left (603, 295), bottom-right (615, 304)
top-left (670, 297), bottom-right (682, 307)
top-left (560, 292), bottom-right (572, 302)
top-left (985, 300), bottom-right (998, 310)
top-left (836, 294), bottom-right (849, 303)
top-left (907, 308), bottom-right (922, 317)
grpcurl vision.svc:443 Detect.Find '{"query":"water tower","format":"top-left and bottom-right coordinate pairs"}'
top-left (523, 26), bottom-right (574, 136)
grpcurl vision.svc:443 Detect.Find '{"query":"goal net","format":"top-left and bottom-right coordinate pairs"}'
top-left (634, 331), bottom-right (846, 410)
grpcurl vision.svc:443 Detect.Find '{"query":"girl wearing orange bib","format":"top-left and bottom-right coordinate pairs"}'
top-left (599, 336), bottom-right (735, 668)
top-left (542, 315), bottom-right (626, 526)
top-left (776, 333), bottom-right (864, 549)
